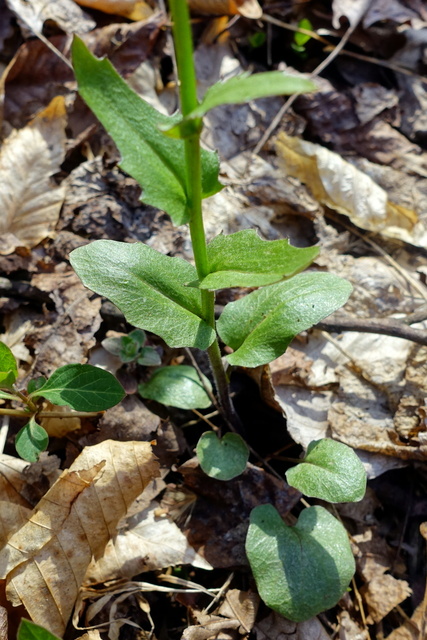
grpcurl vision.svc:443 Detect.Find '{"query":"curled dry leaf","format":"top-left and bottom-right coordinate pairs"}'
top-left (0, 455), bottom-right (32, 547)
top-left (189, 0), bottom-right (262, 18)
top-left (75, 0), bottom-right (153, 20)
top-left (0, 440), bottom-right (159, 637)
top-left (0, 96), bottom-right (67, 255)
top-left (275, 132), bottom-right (427, 247)
top-left (6, 0), bottom-right (95, 34)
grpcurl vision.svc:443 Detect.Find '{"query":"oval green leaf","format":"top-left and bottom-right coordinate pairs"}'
top-left (137, 347), bottom-right (162, 367)
top-left (138, 365), bottom-right (212, 409)
top-left (246, 504), bottom-right (355, 622)
top-left (70, 240), bottom-right (215, 350)
top-left (15, 418), bottom-right (49, 463)
top-left (71, 36), bottom-right (222, 226)
top-left (189, 229), bottom-right (319, 289)
top-left (217, 272), bottom-right (352, 367)
top-left (286, 439), bottom-right (367, 503)
top-left (30, 364), bottom-right (125, 412)
top-left (18, 619), bottom-right (61, 640)
top-left (0, 341), bottom-right (18, 388)
top-left (196, 432), bottom-right (249, 480)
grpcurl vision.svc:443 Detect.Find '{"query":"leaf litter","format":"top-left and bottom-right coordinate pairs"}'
top-left (1, 0), bottom-right (427, 638)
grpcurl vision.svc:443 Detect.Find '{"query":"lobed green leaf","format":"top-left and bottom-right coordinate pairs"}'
top-left (196, 432), bottom-right (249, 480)
top-left (191, 229), bottom-right (319, 289)
top-left (71, 36), bottom-right (222, 225)
top-left (246, 504), bottom-right (355, 621)
top-left (138, 365), bottom-right (212, 409)
top-left (0, 341), bottom-right (18, 388)
top-left (70, 240), bottom-right (216, 350)
top-left (286, 439), bottom-right (367, 503)
top-left (217, 272), bottom-right (352, 367)
top-left (31, 364), bottom-right (125, 412)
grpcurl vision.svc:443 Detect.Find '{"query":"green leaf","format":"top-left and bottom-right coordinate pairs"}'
top-left (18, 619), bottom-right (61, 640)
top-left (294, 18), bottom-right (313, 47)
top-left (0, 341), bottom-right (18, 388)
top-left (129, 328), bottom-right (146, 347)
top-left (70, 240), bottom-right (215, 350)
top-left (0, 390), bottom-right (19, 401)
top-left (71, 36), bottom-right (222, 226)
top-left (119, 335), bottom-right (141, 363)
top-left (27, 376), bottom-right (47, 394)
top-left (138, 365), bottom-right (212, 409)
top-left (164, 73), bottom-right (316, 137)
top-left (286, 439), bottom-right (367, 503)
top-left (191, 229), bottom-right (319, 289)
top-left (101, 336), bottom-right (123, 357)
top-left (137, 347), bottom-right (162, 366)
top-left (196, 432), bottom-right (249, 480)
top-left (246, 504), bottom-right (355, 622)
top-left (15, 417), bottom-right (49, 462)
top-left (31, 364), bottom-right (125, 412)
top-left (217, 272), bottom-right (352, 367)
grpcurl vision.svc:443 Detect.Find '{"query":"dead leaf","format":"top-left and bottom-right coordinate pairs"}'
top-left (40, 403), bottom-right (82, 438)
top-left (385, 599), bottom-right (427, 639)
top-left (0, 456), bottom-right (33, 548)
top-left (189, 0), bottom-right (262, 18)
top-left (0, 440), bottom-right (159, 637)
top-left (254, 610), bottom-right (332, 639)
top-left (84, 502), bottom-right (212, 583)
top-left (0, 96), bottom-right (67, 255)
top-left (75, 0), bottom-right (153, 20)
top-left (275, 132), bottom-right (426, 247)
top-left (217, 589), bottom-right (259, 635)
top-left (6, 0), bottom-right (95, 34)
top-left (0, 607), bottom-right (6, 640)
top-left (332, 0), bottom-right (373, 28)
top-left (360, 574), bottom-right (412, 624)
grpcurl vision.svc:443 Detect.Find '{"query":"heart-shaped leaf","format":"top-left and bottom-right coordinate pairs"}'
top-left (190, 229), bottom-right (319, 289)
top-left (196, 432), bottom-right (249, 480)
top-left (164, 73), bottom-right (316, 138)
top-left (72, 36), bottom-right (222, 226)
top-left (18, 619), bottom-right (61, 640)
top-left (246, 504), bottom-right (355, 621)
top-left (138, 365), bottom-right (212, 409)
top-left (30, 364), bottom-right (125, 412)
top-left (217, 272), bottom-right (352, 367)
top-left (70, 240), bottom-right (215, 350)
top-left (15, 417), bottom-right (49, 462)
top-left (286, 439), bottom-right (367, 503)
top-left (0, 341), bottom-right (18, 388)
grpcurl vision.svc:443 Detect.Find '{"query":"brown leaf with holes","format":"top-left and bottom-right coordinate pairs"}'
top-left (0, 440), bottom-right (159, 637)
top-left (0, 96), bottom-right (67, 255)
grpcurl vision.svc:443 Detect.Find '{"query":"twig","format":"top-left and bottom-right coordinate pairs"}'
top-left (317, 315), bottom-right (427, 345)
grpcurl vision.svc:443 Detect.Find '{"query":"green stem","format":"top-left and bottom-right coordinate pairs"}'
top-left (169, 0), bottom-right (236, 425)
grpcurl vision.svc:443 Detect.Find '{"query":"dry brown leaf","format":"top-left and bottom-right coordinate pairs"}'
top-left (217, 589), bottom-right (259, 635)
top-left (40, 403), bottom-right (82, 438)
top-left (275, 132), bottom-right (427, 247)
top-left (85, 502), bottom-right (211, 583)
top-left (360, 574), bottom-right (412, 624)
top-left (189, 0), bottom-right (262, 18)
top-left (76, 632), bottom-right (103, 640)
top-left (75, 0), bottom-right (153, 20)
top-left (0, 456), bottom-right (32, 548)
top-left (385, 599), bottom-right (427, 639)
top-left (0, 96), bottom-right (67, 255)
top-left (254, 610), bottom-right (331, 639)
top-left (6, 0), bottom-right (95, 34)
top-left (0, 440), bottom-right (159, 637)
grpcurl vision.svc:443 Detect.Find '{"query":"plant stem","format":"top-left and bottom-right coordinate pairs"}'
top-left (169, 0), bottom-right (236, 426)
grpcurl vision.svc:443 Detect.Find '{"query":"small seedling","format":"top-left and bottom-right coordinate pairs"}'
top-left (0, 341), bottom-right (124, 461)
top-left (69, 0), bottom-right (366, 622)
top-left (102, 328), bottom-right (161, 366)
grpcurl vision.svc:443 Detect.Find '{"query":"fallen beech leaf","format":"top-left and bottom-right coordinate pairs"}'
top-left (275, 132), bottom-right (423, 246)
top-left (360, 574), bottom-right (412, 624)
top-left (0, 455), bottom-right (32, 547)
top-left (75, 0), bottom-right (153, 20)
top-left (189, 0), bottom-right (262, 18)
top-left (0, 440), bottom-right (159, 637)
top-left (0, 96), bottom-right (67, 255)
top-left (6, 0), bottom-right (95, 34)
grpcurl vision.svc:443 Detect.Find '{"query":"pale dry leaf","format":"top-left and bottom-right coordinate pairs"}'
top-left (0, 440), bottom-right (159, 637)
top-left (217, 589), bottom-right (259, 635)
top-left (0, 606), bottom-right (6, 640)
top-left (76, 632), bottom-right (103, 640)
top-left (360, 574), bottom-right (412, 624)
top-left (254, 610), bottom-right (332, 639)
top-left (40, 403), bottom-right (82, 438)
top-left (75, 0), bottom-right (153, 20)
top-left (0, 455), bottom-right (32, 547)
top-left (6, 0), bottom-right (95, 34)
top-left (385, 599), bottom-right (427, 639)
top-left (332, 0), bottom-right (372, 28)
top-left (0, 96), bottom-right (67, 255)
top-left (189, 0), bottom-right (262, 18)
top-left (85, 502), bottom-right (212, 584)
top-left (275, 132), bottom-right (427, 247)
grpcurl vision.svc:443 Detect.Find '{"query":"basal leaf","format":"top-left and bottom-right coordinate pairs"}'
top-left (217, 272), bottom-right (352, 367)
top-left (137, 347), bottom-right (162, 366)
top-left (71, 36), bottom-right (222, 225)
top-left (15, 417), bottom-right (49, 463)
top-left (196, 432), bottom-right (249, 480)
top-left (164, 73), bottom-right (316, 137)
top-left (286, 439), bottom-right (367, 503)
top-left (246, 504), bottom-right (355, 621)
top-left (0, 341), bottom-right (18, 388)
top-left (70, 240), bottom-right (215, 350)
top-left (31, 364), bottom-right (125, 412)
top-left (138, 365), bottom-right (212, 409)
top-left (18, 619), bottom-right (61, 640)
top-left (192, 229), bottom-right (318, 289)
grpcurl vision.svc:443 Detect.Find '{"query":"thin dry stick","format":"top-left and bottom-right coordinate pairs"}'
top-left (203, 572), bottom-right (234, 614)
top-left (317, 316), bottom-right (427, 346)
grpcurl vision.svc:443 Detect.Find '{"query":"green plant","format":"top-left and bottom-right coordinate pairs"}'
top-left (0, 341), bottom-right (124, 461)
top-left (17, 619), bottom-right (61, 640)
top-left (68, 0), bottom-right (366, 622)
top-left (102, 328), bottom-right (161, 366)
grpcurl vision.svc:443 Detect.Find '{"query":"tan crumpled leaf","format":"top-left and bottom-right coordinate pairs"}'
top-left (0, 440), bottom-right (159, 637)
top-left (254, 610), bottom-right (331, 639)
top-left (6, 0), bottom-right (95, 34)
top-left (189, 0), bottom-right (262, 18)
top-left (275, 132), bottom-right (427, 247)
top-left (0, 455), bottom-right (32, 548)
top-left (361, 574), bottom-right (412, 624)
top-left (85, 502), bottom-right (211, 584)
top-left (75, 0), bottom-right (153, 20)
top-left (0, 96), bottom-right (67, 255)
